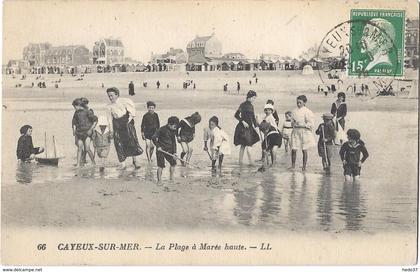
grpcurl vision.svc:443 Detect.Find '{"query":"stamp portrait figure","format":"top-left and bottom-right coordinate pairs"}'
top-left (359, 18), bottom-right (396, 71)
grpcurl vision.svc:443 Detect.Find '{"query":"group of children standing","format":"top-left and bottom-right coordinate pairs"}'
top-left (17, 88), bottom-right (369, 183)
top-left (231, 90), bottom-right (369, 181)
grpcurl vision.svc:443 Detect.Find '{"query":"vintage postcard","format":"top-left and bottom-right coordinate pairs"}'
top-left (1, 0), bottom-right (418, 266)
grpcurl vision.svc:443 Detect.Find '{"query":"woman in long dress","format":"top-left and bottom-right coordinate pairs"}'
top-left (234, 90), bottom-right (260, 165)
top-left (106, 87), bottom-right (143, 169)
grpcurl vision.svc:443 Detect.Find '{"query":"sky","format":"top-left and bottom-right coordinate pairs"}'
top-left (3, 0), bottom-right (418, 63)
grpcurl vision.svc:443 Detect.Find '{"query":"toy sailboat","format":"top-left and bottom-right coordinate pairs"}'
top-left (35, 132), bottom-right (61, 166)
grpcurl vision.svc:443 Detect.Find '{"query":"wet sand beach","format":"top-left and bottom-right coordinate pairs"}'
top-left (2, 71), bottom-right (418, 235)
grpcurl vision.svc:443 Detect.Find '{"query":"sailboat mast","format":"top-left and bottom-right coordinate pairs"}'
top-left (44, 132), bottom-right (48, 158)
top-left (53, 135), bottom-right (57, 158)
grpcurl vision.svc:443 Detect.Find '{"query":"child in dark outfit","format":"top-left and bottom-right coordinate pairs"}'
top-left (16, 125), bottom-right (44, 162)
top-left (141, 101), bottom-right (160, 163)
top-left (339, 129), bottom-right (369, 181)
top-left (178, 112), bottom-right (201, 166)
top-left (259, 121), bottom-right (282, 166)
top-left (315, 113), bottom-right (336, 173)
top-left (152, 116), bottom-right (180, 182)
top-left (72, 98), bottom-right (98, 167)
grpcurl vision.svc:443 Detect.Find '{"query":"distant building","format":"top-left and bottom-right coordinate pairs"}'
top-left (223, 53), bottom-right (246, 60)
top-left (151, 47), bottom-right (187, 64)
top-left (44, 45), bottom-right (90, 66)
top-left (187, 33), bottom-right (222, 62)
top-left (92, 38), bottom-right (124, 65)
top-left (23, 43), bottom-right (52, 66)
top-left (4, 59), bottom-right (30, 74)
top-left (405, 19), bottom-right (419, 68)
top-left (260, 54), bottom-right (282, 62)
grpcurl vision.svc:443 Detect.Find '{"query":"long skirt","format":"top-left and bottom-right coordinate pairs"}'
top-left (233, 122), bottom-right (260, 146)
top-left (113, 114), bottom-right (143, 162)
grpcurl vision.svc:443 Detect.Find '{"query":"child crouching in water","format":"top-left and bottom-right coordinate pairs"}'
top-left (92, 116), bottom-right (112, 172)
top-left (203, 116), bottom-right (231, 170)
top-left (259, 121), bottom-right (282, 166)
top-left (16, 125), bottom-right (44, 162)
top-left (152, 116), bottom-right (180, 182)
top-left (178, 112), bottom-right (201, 166)
top-left (339, 129), bottom-right (369, 181)
top-left (315, 113), bottom-right (336, 173)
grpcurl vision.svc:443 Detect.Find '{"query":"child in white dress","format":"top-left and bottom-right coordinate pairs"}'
top-left (291, 95), bottom-right (315, 171)
top-left (204, 116), bottom-right (230, 170)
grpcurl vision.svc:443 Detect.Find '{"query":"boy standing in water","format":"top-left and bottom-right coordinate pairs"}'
top-left (339, 129), bottom-right (369, 181)
top-left (16, 125), bottom-right (44, 162)
top-left (315, 113), bottom-right (336, 173)
top-left (152, 116), bottom-right (179, 182)
top-left (141, 101), bottom-right (160, 163)
top-left (72, 98), bottom-right (98, 167)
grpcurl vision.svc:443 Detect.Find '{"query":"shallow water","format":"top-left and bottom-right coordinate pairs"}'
top-left (2, 93), bottom-right (418, 233)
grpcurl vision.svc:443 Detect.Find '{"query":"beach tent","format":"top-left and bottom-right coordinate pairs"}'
top-left (302, 65), bottom-right (314, 75)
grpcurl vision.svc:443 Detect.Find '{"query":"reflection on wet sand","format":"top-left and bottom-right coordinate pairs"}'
top-left (8, 158), bottom-right (413, 233)
top-left (15, 162), bottom-right (34, 184)
top-left (287, 173), bottom-right (310, 230)
top-left (338, 181), bottom-right (367, 231)
top-left (259, 171), bottom-right (281, 223)
top-left (317, 175), bottom-right (333, 230)
top-left (233, 184), bottom-right (258, 226)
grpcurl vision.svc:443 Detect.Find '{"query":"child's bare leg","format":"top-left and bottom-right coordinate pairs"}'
top-left (354, 175), bottom-right (360, 181)
top-left (246, 147), bottom-right (252, 165)
top-left (76, 140), bottom-right (84, 167)
top-left (271, 146), bottom-right (278, 165)
top-left (239, 145), bottom-right (245, 165)
top-left (169, 166), bottom-right (175, 180)
top-left (284, 140), bottom-right (289, 152)
top-left (218, 154), bottom-right (224, 169)
top-left (149, 140), bottom-right (155, 160)
top-left (99, 157), bottom-right (105, 171)
top-left (180, 142), bottom-right (188, 165)
top-left (84, 138), bottom-right (95, 165)
top-left (157, 167), bottom-right (163, 181)
top-left (345, 175), bottom-right (352, 182)
top-left (291, 149), bottom-right (297, 169)
top-left (302, 150), bottom-right (308, 171)
top-left (186, 143), bottom-right (193, 163)
top-left (145, 140), bottom-right (151, 162)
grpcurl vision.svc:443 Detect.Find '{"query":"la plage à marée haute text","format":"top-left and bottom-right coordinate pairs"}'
top-left (56, 242), bottom-right (272, 251)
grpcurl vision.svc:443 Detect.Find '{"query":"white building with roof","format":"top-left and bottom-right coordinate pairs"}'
top-left (92, 38), bottom-right (124, 65)
top-left (186, 33), bottom-right (222, 62)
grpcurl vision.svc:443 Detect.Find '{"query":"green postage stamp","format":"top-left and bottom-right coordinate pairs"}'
top-left (349, 9), bottom-right (405, 77)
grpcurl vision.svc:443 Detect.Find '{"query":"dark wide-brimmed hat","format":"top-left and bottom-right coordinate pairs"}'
top-left (247, 90), bottom-right (257, 98)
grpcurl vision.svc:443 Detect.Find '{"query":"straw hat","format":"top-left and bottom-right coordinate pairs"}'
top-left (322, 113), bottom-right (334, 120)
